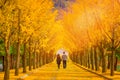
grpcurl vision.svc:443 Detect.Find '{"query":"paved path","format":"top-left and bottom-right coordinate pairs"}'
top-left (23, 61), bottom-right (105, 80)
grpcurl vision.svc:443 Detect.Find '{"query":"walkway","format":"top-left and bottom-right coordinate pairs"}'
top-left (21, 60), bottom-right (105, 80)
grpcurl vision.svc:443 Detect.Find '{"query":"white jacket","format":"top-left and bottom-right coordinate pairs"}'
top-left (62, 54), bottom-right (67, 60)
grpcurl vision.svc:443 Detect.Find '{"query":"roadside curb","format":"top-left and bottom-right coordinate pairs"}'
top-left (17, 63), bottom-right (51, 80)
top-left (17, 72), bottom-right (33, 80)
top-left (17, 68), bottom-right (41, 80)
top-left (74, 63), bottom-right (113, 80)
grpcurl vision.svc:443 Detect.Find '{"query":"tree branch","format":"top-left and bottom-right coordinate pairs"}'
top-left (115, 41), bottom-right (120, 49)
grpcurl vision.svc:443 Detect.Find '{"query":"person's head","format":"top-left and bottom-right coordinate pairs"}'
top-left (57, 54), bottom-right (60, 57)
top-left (63, 52), bottom-right (65, 54)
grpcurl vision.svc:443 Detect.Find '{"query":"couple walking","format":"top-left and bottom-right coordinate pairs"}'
top-left (56, 52), bottom-right (67, 69)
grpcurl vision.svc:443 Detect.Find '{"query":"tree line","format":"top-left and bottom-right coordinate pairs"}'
top-left (0, 0), bottom-right (58, 80)
top-left (63, 0), bottom-right (120, 76)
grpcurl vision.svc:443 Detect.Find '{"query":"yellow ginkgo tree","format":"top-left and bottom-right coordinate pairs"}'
top-left (0, 0), bottom-right (58, 80)
top-left (62, 0), bottom-right (120, 76)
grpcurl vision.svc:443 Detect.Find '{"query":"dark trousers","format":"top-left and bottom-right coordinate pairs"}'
top-left (58, 64), bottom-right (60, 69)
top-left (57, 60), bottom-right (61, 69)
top-left (63, 60), bottom-right (67, 68)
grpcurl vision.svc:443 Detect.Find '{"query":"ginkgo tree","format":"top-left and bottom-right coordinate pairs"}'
top-left (0, 0), bottom-right (17, 80)
top-left (0, 0), bottom-right (58, 80)
top-left (62, 0), bottom-right (120, 76)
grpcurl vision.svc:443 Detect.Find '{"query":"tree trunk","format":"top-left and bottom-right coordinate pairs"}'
top-left (99, 57), bottom-right (101, 67)
top-left (107, 54), bottom-right (110, 69)
top-left (88, 53), bottom-right (90, 68)
top-left (85, 54), bottom-right (88, 67)
top-left (45, 52), bottom-right (46, 64)
top-left (29, 50), bottom-right (32, 71)
top-left (94, 46), bottom-right (99, 71)
top-left (10, 54), bottom-right (14, 69)
top-left (39, 53), bottom-right (42, 67)
top-left (76, 53), bottom-right (78, 63)
top-left (4, 40), bottom-right (10, 80)
top-left (33, 52), bottom-right (36, 69)
top-left (36, 53), bottom-right (39, 68)
top-left (84, 53), bottom-right (87, 67)
top-left (90, 47), bottom-right (94, 70)
top-left (111, 50), bottom-right (115, 76)
top-left (46, 53), bottom-right (49, 64)
top-left (73, 54), bottom-right (76, 62)
top-left (43, 52), bottom-right (46, 65)
top-left (40, 56), bottom-right (43, 66)
top-left (15, 41), bottom-right (20, 76)
top-left (23, 43), bottom-right (27, 73)
top-left (110, 26), bottom-right (115, 76)
top-left (101, 49), bottom-right (107, 73)
top-left (15, 9), bottom-right (21, 76)
top-left (80, 54), bottom-right (82, 65)
top-left (71, 54), bottom-right (73, 61)
top-left (78, 52), bottom-right (81, 64)
top-left (29, 39), bottom-right (32, 71)
top-left (3, 56), bottom-right (5, 71)
top-left (114, 57), bottom-right (118, 71)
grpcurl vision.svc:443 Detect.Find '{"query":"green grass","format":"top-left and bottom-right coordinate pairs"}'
top-left (117, 65), bottom-right (120, 72)
top-left (0, 60), bottom-right (2, 64)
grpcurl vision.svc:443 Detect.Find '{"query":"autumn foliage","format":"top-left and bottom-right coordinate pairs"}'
top-left (0, 0), bottom-right (120, 80)
top-left (63, 0), bottom-right (120, 76)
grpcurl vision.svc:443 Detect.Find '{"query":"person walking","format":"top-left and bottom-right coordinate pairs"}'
top-left (56, 54), bottom-right (61, 69)
top-left (62, 52), bottom-right (67, 69)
